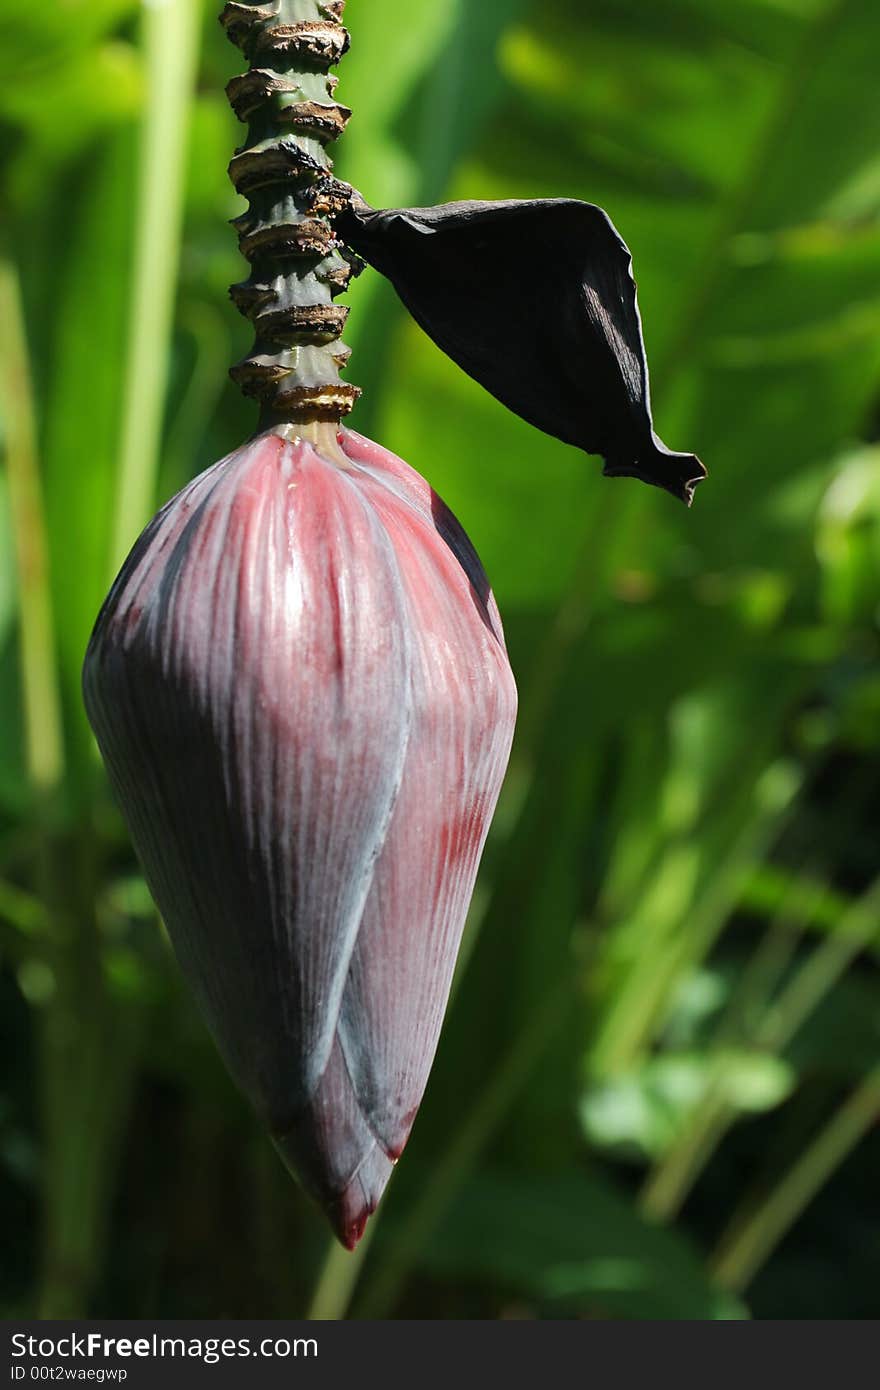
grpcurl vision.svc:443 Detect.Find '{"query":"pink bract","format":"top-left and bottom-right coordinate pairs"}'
top-left (83, 426), bottom-right (517, 1247)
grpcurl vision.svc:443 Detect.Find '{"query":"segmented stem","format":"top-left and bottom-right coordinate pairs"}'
top-left (221, 0), bottom-right (361, 424)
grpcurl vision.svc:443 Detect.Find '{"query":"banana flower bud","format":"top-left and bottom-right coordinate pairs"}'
top-left (83, 423), bottom-right (517, 1247)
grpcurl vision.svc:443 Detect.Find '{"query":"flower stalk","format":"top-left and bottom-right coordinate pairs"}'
top-left (222, 0), bottom-right (360, 424)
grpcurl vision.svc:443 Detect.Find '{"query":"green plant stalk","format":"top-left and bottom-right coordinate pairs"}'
top-left (718, 877), bottom-right (828, 1037)
top-left (640, 873), bottom-right (880, 1224)
top-left (638, 869), bottom-right (826, 1224)
top-left (591, 757), bottom-right (801, 1077)
top-left (0, 257), bottom-right (64, 795)
top-left (306, 1221), bottom-right (376, 1320)
top-left (110, 0), bottom-right (202, 572)
top-left (758, 875), bottom-right (880, 1048)
top-left (710, 1064), bottom-right (880, 1294)
top-left (221, 0), bottom-right (359, 426)
top-left (38, 897), bottom-right (143, 1318)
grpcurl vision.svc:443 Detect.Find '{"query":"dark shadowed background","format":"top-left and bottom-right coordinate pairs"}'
top-left (1, 0), bottom-right (878, 1320)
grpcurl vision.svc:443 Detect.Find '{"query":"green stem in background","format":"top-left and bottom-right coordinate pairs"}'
top-left (590, 757), bottom-right (801, 1078)
top-left (640, 872), bottom-right (880, 1225)
top-left (0, 257), bottom-right (64, 795)
top-left (710, 1065), bottom-right (880, 1294)
top-left (110, 0), bottom-right (202, 572)
top-left (639, 867), bottom-right (831, 1224)
top-left (38, 923), bottom-right (143, 1319)
top-left (307, 1221), bottom-right (375, 1320)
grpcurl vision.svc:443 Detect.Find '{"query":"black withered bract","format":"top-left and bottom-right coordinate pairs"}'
top-left (339, 195), bottom-right (707, 505)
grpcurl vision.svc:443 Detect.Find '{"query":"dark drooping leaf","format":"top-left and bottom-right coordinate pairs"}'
top-left (338, 196), bottom-right (706, 504)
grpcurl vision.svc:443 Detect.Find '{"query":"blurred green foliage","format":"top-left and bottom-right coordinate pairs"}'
top-left (1, 0), bottom-right (879, 1320)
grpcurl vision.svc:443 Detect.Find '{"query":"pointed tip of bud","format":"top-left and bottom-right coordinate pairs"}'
top-left (339, 1214), bottom-right (367, 1251)
top-left (331, 1144), bottom-right (398, 1249)
top-left (274, 1122), bottom-right (394, 1250)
